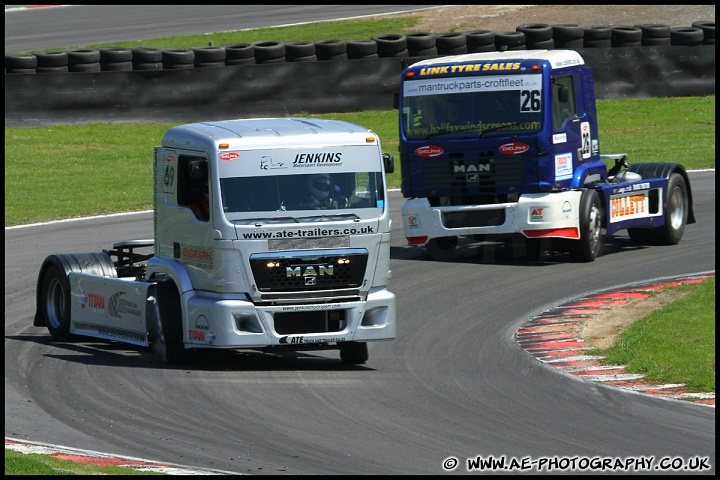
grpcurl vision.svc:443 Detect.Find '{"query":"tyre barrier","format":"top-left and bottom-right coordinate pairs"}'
top-left (5, 20), bottom-right (715, 74)
top-left (435, 32), bottom-right (468, 55)
top-left (692, 21), bottom-right (715, 44)
top-left (494, 31), bottom-right (526, 51)
top-left (67, 48), bottom-right (101, 73)
top-left (285, 41), bottom-right (317, 62)
top-left (162, 48), bottom-right (195, 69)
top-left (223, 42), bottom-right (255, 65)
top-left (516, 23), bottom-right (554, 50)
top-left (131, 46), bottom-right (163, 71)
top-left (251, 40), bottom-right (285, 64)
top-left (611, 26), bottom-right (643, 47)
top-left (34, 50), bottom-right (68, 73)
top-left (636, 24), bottom-right (671, 46)
top-left (464, 30), bottom-right (496, 52)
top-left (372, 33), bottom-right (408, 58)
top-left (191, 45), bottom-right (226, 68)
top-left (346, 40), bottom-right (378, 59)
top-left (98, 47), bottom-right (133, 71)
top-left (405, 32), bottom-right (437, 57)
top-left (314, 39), bottom-right (347, 61)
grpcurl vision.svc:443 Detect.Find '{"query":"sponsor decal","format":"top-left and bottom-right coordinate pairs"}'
top-left (407, 215), bottom-right (419, 228)
top-left (415, 146), bottom-right (444, 158)
top-left (181, 245), bottom-right (213, 268)
top-left (219, 152), bottom-right (239, 161)
top-left (78, 291), bottom-right (105, 315)
top-left (553, 133), bottom-right (567, 144)
top-left (108, 291), bottom-right (141, 318)
top-left (530, 208), bottom-right (544, 221)
top-left (555, 152), bottom-right (573, 181)
top-left (279, 336), bottom-right (347, 344)
top-left (562, 201), bottom-right (572, 219)
top-left (260, 155), bottom-right (286, 170)
top-left (188, 316), bottom-right (215, 344)
top-left (292, 152), bottom-right (342, 168)
top-left (418, 62), bottom-right (521, 76)
top-left (610, 192), bottom-right (649, 223)
top-left (499, 142), bottom-right (529, 155)
top-left (166, 153), bottom-right (175, 163)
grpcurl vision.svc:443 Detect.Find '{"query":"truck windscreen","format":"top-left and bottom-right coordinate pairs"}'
top-left (401, 73), bottom-right (543, 140)
top-left (220, 171), bottom-right (385, 215)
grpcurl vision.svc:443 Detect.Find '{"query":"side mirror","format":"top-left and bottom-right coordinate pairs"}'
top-left (383, 153), bottom-right (395, 174)
top-left (558, 86), bottom-right (569, 103)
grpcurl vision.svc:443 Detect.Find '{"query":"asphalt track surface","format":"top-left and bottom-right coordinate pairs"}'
top-left (4, 5), bottom-right (716, 476)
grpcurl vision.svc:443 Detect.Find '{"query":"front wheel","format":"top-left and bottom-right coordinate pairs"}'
top-left (154, 281), bottom-right (191, 364)
top-left (425, 236), bottom-right (459, 262)
top-left (340, 342), bottom-right (368, 365)
top-left (568, 189), bottom-right (603, 262)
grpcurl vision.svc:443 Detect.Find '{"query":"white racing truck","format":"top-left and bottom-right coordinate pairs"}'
top-left (34, 118), bottom-right (397, 364)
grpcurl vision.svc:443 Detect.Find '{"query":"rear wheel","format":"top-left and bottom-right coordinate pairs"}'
top-left (340, 342), bottom-right (368, 365)
top-left (425, 236), bottom-right (459, 261)
top-left (628, 173), bottom-right (688, 245)
top-left (568, 190), bottom-right (603, 262)
top-left (38, 262), bottom-right (76, 341)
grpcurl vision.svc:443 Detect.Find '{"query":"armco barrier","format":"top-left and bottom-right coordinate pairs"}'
top-left (4, 45), bottom-right (715, 128)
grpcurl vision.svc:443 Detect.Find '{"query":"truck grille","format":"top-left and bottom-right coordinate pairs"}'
top-left (423, 155), bottom-right (523, 194)
top-left (249, 249), bottom-right (368, 293)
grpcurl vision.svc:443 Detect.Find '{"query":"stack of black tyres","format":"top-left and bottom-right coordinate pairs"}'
top-left (371, 33), bottom-right (408, 57)
top-left (314, 39), bottom-right (347, 61)
top-left (636, 24), bottom-right (671, 46)
top-left (35, 51), bottom-right (68, 73)
top-left (161, 48), bottom-right (195, 69)
top-left (435, 32), bottom-right (468, 55)
top-left (5, 53), bottom-right (37, 73)
top-left (692, 21), bottom-right (715, 44)
top-left (464, 30), bottom-right (496, 52)
top-left (611, 26), bottom-right (643, 47)
top-left (552, 24), bottom-right (584, 48)
top-left (98, 47), bottom-right (132, 71)
top-left (131, 47), bottom-right (163, 70)
top-left (670, 26), bottom-right (706, 46)
top-left (516, 24), bottom-right (554, 50)
top-left (251, 40), bottom-right (285, 64)
top-left (192, 45), bottom-right (226, 68)
top-left (223, 43), bottom-right (255, 65)
top-left (346, 40), bottom-right (378, 59)
top-left (405, 32), bottom-right (437, 57)
top-left (285, 41), bottom-right (317, 62)
top-left (583, 26), bottom-right (613, 48)
top-left (494, 31), bottom-right (526, 51)
top-left (67, 48), bottom-right (101, 72)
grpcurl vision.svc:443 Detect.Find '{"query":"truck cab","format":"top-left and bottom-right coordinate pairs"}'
top-left (396, 50), bottom-right (694, 262)
top-left (35, 118), bottom-right (396, 365)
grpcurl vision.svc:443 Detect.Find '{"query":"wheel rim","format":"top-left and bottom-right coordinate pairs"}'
top-left (668, 185), bottom-right (686, 230)
top-left (44, 276), bottom-right (65, 330)
top-left (588, 202), bottom-right (602, 251)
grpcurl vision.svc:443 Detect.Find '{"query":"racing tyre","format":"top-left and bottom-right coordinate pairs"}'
top-left (425, 236), bottom-right (459, 262)
top-left (340, 342), bottom-right (368, 365)
top-left (568, 190), bottom-right (603, 262)
top-left (37, 261), bottom-right (75, 341)
top-left (155, 281), bottom-right (191, 364)
top-left (35, 253), bottom-right (116, 341)
top-left (628, 173), bottom-right (688, 245)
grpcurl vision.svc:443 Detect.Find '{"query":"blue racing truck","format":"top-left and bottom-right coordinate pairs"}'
top-left (396, 50), bottom-right (695, 261)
